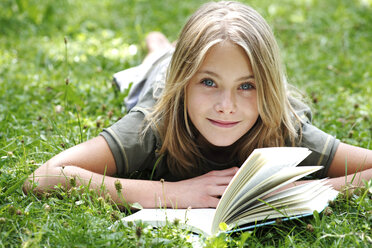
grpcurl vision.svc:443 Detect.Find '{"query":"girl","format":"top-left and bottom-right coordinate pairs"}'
top-left (24, 1), bottom-right (372, 209)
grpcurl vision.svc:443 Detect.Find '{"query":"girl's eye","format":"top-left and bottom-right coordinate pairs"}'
top-left (201, 79), bottom-right (215, 87)
top-left (239, 83), bottom-right (255, 90)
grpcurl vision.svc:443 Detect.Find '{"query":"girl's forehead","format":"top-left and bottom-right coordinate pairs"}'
top-left (205, 41), bottom-right (247, 57)
top-left (187, 41), bottom-right (254, 83)
top-left (200, 41), bottom-right (252, 69)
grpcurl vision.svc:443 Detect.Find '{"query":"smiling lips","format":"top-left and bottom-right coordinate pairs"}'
top-left (208, 118), bottom-right (240, 128)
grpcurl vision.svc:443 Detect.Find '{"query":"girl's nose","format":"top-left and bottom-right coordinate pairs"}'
top-left (215, 90), bottom-right (236, 114)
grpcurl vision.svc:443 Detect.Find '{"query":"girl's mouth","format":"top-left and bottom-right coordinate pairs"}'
top-left (208, 119), bottom-right (240, 128)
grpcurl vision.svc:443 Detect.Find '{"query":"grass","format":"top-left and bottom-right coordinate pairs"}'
top-left (0, 0), bottom-right (371, 247)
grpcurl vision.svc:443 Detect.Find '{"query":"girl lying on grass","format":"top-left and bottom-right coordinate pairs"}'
top-left (24, 1), bottom-right (372, 209)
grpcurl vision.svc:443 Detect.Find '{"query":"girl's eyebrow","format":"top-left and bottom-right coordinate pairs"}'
top-left (197, 69), bottom-right (254, 82)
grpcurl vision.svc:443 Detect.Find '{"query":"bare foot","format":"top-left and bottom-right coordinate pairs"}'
top-left (143, 32), bottom-right (173, 63)
top-left (146, 32), bottom-right (172, 52)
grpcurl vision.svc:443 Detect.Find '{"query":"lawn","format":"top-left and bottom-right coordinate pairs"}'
top-left (0, 0), bottom-right (371, 247)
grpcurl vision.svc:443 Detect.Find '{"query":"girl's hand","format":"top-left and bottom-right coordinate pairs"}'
top-left (167, 167), bottom-right (239, 208)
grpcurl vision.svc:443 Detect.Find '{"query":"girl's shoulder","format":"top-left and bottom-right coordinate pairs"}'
top-left (288, 97), bottom-right (341, 178)
top-left (100, 109), bottom-right (162, 177)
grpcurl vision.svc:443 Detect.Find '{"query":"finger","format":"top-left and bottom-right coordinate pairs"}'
top-left (208, 167), bottom-right (239, 177)
top-left (207, 196), bottom-right (220, 208)
top-left (207, 185), bottom-right (228, 197)
top-left (211, 175), bottom-right (235, 185)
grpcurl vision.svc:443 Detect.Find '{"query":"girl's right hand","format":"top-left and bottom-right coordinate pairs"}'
top-left (167, 167), bottom-right (239, 208)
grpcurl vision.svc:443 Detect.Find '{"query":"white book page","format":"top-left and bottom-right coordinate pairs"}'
top-left (259, 179), bottom-right (328, 204)
top-left (232, 188), bottom-right (338, 227)
top-left (232, 182), bottom-right (332, 221)
top-left (121, 208), bottom-right (216, 236)
top-left (232, 148), bottom-right (312, 203)
top-left (222, 166), bottom-right (322, 224)
top-left (212, 147), bottom-right (312, 233)
top-left (230, 172), bottom-right (326, 214)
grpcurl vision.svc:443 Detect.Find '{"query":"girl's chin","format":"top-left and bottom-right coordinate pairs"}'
top-left (196, 132), bottom-right (241, 148)
top-left (205, 138), bottom-right (237, 147)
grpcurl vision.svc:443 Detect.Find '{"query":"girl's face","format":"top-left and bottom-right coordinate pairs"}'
top-left (186, 41), bottom-right (259, 147)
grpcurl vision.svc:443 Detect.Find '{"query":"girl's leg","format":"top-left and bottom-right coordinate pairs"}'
top-left (113, 32), bottom-right (174, 109)
top-left (143, 31), bottom-right (173, 64)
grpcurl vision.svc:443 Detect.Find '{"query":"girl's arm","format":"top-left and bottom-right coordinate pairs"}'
top-left (23, 136), bottom-right (236, 208)
top-left (292, 142), bottom-right (372, 190)
top-left (324, 142), bottom-right (372, 189)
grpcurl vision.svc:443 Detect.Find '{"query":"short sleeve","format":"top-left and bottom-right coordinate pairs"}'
top-left (289, 97), bottom-right (340, 178)
top-left (102, 51), bottom-right (172, 177)
top-left (100, 109), bottom-right (157, 177)
top-left (298, 123), bottom-right (340, 178)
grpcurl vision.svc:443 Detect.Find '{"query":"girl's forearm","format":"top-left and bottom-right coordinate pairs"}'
top-left (23, 164), bottom-right (237, 209)
top-left (325, 168), bottom-right (372, 191)
top-left (291, 168), bottom-right (372, 191)
top-left (23, 163), bottom-right (172, 208)
top-left (276, 168), bottom-right (372, 196)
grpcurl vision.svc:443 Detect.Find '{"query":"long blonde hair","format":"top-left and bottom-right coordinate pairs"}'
top-left (146, 1), bottom-right (301, 178)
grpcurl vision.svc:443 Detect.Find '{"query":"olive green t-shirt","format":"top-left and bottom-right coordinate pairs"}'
top-left (100, 102), bottom-right (340, 181)
top-left (101, 52), bottom-right (340, 181)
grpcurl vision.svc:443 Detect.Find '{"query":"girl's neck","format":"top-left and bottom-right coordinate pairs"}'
top-left (197, 135), bottom-right (236, 164)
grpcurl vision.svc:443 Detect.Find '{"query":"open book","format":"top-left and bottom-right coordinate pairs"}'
top-left (120, 147), bottom-right (339, 236)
